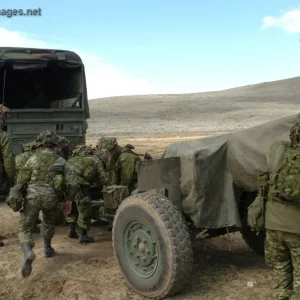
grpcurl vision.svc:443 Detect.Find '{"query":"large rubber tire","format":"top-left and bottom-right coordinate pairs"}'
top-left (112, 192), bottom-right (193, 299)
top-left (241, 226), bottom-right (266, 256)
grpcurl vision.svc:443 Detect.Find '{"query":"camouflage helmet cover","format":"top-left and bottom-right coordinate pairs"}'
top-left (59, 136), bottom-right (71, 149)
top-left (36, 130), bottom-right (59, 142)
top-left (42, 135), bottom-right (61, 147)
top-left (71, 144), bottom-right (94, 157)
top-left (289, 122), bottom-right (300, 147)
top-left (96, 137), bottom-right (117, 152)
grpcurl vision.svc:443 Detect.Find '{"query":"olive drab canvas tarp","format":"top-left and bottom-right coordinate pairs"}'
top-left (162, 113), bottom-right (300, 229)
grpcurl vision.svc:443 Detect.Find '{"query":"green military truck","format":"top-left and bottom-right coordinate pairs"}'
top-left (0, 47), bottom-right (89, 155)
top-left (110, 113), bottom-right (299, 299)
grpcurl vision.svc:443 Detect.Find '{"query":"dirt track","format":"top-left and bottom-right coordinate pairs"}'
top-left (0, 134), bottom-right (276, 300)
top-left (0, 202), bottom-right (274, 300)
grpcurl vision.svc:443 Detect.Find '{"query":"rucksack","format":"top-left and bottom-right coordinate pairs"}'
top-left (269, 144), bottom-right (300, 205)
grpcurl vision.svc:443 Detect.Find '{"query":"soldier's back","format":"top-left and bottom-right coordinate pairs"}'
top-left (67, 155), bottom-right (96, 186)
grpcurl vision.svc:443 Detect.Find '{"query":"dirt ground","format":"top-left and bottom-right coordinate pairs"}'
top-left (0, 134), bottom-right (276, 300)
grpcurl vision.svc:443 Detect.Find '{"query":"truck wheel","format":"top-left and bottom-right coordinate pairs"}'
top-left (241, 226), bottom-right (265, 256)
top-left (112, 192), bottom-right (193, 299)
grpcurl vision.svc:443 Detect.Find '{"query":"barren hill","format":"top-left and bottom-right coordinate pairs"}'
top-left (87, 76), bottom-right (300, 138)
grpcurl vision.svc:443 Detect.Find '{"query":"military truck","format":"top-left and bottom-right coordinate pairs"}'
top-left (0, 47), bottom-right (89, 155)
top-left (109, 113), bottom-right (299, 299)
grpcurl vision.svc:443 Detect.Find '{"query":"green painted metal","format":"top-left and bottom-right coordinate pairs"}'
top-left (124, 220), bottom-right (159, 278)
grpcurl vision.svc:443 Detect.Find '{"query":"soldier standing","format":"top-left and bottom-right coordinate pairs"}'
top-left (0, 125), bottom-right (15, 247)
top-left (263, 122), bottom-right (300, 300)
top-left (16, 135), bottom-right (78, 278)
top-left (66, 145), bottom-right (109, 243)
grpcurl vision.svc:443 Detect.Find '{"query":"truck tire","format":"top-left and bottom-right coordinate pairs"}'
top-left (112, 192), bottom-right (193, 299)
top-left (241, 226), bottom-right (265, 256)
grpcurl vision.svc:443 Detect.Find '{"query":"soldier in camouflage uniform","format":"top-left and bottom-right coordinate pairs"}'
top-left (16, 135), bottom-right (78, 278)
top-left (66, 145), bottom-right (109, 243)
top-left (96, 137), bottom-right (121, 184)
top-left (35, 131), bottom-right (72, 225)
top-left (115, 144), bottom-right (141, 193)
top-left (15, 141), bottom-right (42, 231)
top-left (0, 128), bottom-right (15, 188)
top-left (264, 123), bottom-right (300, 300)
top-left (0, 127), bottom-right (15, 248)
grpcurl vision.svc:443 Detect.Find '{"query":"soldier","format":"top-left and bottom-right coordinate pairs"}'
top-left (0, 125), bottom-right (15, 248)
top-left (263, 122), bottom-right (300, 300)
top-left (35, 131), bottom-right (71, 226)
top-left (96, 137), bottom-right (122, 184)
top-left (15, 141), bottom-right (42, 231)
top-left (66, 145), bottom-right (109, 243)
top-left (115, 144), bottom-right (141, 193)
top-left (0, 125), bottom-right (15, 188)
top-left (16, 135), bottom-right (78, 278)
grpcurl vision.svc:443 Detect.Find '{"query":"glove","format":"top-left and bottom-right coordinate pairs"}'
top-left (7, 178), bottom-right (15, 188)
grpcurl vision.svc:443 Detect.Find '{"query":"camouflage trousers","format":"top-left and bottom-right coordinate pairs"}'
top-left (265, 229), bottom-right (300, 300)
top-left (19, 192), bottom-right (58, 249)
top-left (66, 186), bottom-right (92, 230)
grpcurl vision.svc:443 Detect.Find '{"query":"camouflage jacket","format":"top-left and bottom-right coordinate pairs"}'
top-left (15, 151), bottom-right (33, 182)
top-left (115, 147), bottom-right (141, 187)
top-left (17, 148), bottom-right (78, 197)
top-left (66, 155), bottom-right (108, 188)
top-left (0, 130), bottom-right (15, 180)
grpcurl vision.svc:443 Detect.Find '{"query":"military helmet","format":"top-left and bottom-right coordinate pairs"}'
top-left (289, 122), bottom-right (300, 147)
top-left (71, 144), bottom-right (94, 157)
top-left (96, 137), bottom-right (117, 152)
top-left (36, 130), bottom-right (59, 142)
top-left (59, 136), bottom-right (71, 150)
top-left (42, 135), bottom-right (61, 147)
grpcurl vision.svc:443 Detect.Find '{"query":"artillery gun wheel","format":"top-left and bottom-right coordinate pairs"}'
top-left (112, 192), bottom-right (193, 299)
top-left (241, 227), bottom-right (265, 256)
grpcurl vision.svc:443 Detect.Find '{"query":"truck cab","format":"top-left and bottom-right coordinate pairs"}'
top-left (0, 47), bottom-right (90, 155)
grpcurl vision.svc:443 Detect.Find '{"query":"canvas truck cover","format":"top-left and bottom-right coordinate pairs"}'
top-left (0, 47), bottom-right (90, 118)
top-left (162, 113), bottom-right (300, 229)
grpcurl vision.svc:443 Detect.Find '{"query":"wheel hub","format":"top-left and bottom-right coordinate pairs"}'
top-left (124, 221), bottom-right (158, 278)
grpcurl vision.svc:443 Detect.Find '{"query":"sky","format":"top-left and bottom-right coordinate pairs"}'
top-left (0, 1), bottom-right (300, 99)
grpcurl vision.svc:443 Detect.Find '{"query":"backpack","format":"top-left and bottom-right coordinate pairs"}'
top-left (269, 143), bottom-right (300, 205)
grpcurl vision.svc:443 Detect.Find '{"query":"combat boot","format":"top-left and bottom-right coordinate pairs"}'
top-left (44, 239), bottom-right (55, 258)
top-left (78, 228), bottom-right (95, 244)
top-left (67, 223), bottom-right (78, 239)
top-left (21, 244), bottom-right (36, 278)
